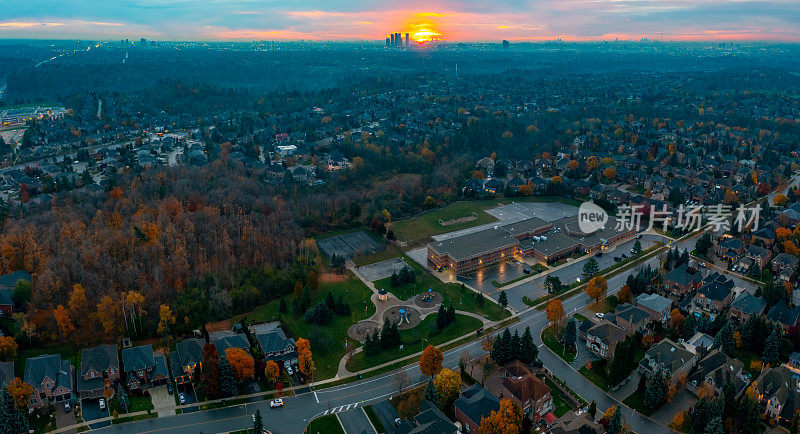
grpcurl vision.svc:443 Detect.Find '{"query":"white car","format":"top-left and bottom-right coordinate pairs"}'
top-left (285, 365), bottom-right (294, 376)
top-left (179, 393), bottom-right (186, 405)
top-left (99, 398), bottom-right (106, 410)
top-left (270, 399), bottom-right (284, 408)
top-left (595, 312), bottom-right (605, 318)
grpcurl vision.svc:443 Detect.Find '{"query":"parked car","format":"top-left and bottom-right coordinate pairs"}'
top-left (596, 313), bottom-right (605, 318)
top-left (621, 253), bottom-right (627, 258)
top-left (595, 252), bottom-right (602, 257)
top-left (395, 418), bottom-right (403, 426)
top-left (99, 398), bottom-right (106, 410)
top-left (270, 399), bottom-right (284, 408)
top-left (64, 402), bottom-right (71, 412)
top-left (613, 257), bottom-right (621, 262)
top-left (179, 393), bottom-right (186, 405)
top-left (286, 365), bottom-right (294, 376)
top-left (635, 234), bottom-right (642, 239)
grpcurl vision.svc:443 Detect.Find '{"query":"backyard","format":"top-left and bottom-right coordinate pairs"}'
top-left (345, 313), bottom-right (483, 372)
top-left (234, 273), bottom-right (375, 380)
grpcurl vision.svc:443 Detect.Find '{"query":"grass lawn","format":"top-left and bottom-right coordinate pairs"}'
top-left (579, 361), bottom-right (610, 392)
top-left (234, 273), bottom-right (375, 380)
top-left (541, 324), bottom-right (576, 364)
top-left (364, 405), bottom-right (386, 433)
top-left (733, 349), bottom-right (761, 377)
top-left (129, 395), bottom-right (155, 412)
top-left (622, 390), bottom-right (661, 417)
top-left (346, 313), bottom-right (483, 372)
top-left (375, 254), bottom-right (509, 321)
top-left (545, 378), bottom-right (574, 417)
top-left (306, 414), bottom-right (345, 434)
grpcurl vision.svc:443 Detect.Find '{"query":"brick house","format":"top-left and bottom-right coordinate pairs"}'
top-left (121, 345), bottom-right (169, 390)
top-left (78, 345), bottom-right (120, 399)
top-left (454, 384), bottom-right (500, 433)
top-left (486, 362), bottom-right (553, 416)
top-left (24, 354), bottom-right (73, 408)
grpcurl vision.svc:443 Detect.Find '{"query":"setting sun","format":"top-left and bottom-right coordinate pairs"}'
top-left (412, 28), bottom-right (441, 42)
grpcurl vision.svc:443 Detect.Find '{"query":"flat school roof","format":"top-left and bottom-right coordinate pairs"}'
top-left (429, 226), bottom-right (519, 262)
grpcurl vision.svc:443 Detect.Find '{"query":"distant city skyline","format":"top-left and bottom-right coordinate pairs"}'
top-left (0, 0), bottom-right (798, 42)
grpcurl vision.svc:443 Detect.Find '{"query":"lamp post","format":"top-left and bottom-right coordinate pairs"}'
top-left (422, 338), bottom-right (428, 353)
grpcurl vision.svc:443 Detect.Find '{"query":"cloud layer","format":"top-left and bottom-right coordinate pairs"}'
top-left (1, 0), bottom-right (798, 41)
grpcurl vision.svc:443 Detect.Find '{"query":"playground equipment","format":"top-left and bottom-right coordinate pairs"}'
top-left (398, 308), bottom-right (410, 324)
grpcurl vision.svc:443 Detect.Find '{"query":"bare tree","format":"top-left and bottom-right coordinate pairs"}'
top-left (481, 357), bottom-right (496, 386)
top-left (393, 368), bottom-right (410, 395)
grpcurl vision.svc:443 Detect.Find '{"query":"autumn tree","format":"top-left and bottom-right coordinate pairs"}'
top-left (201, 343), bottom-right (221, 399)
top-left (774, 194), bottom-right (790, 208)
top-left (225, 348), bottom-right (255, 382)
top-left (603, 167), bottom-right (617, 181)
top-left (264, 360), bottom-right (280, 387)
top-left (53, 304), bottom-right (75, 344)
top-left (157, 304), bottom-right (176, 336)
top-left (0, 387), bottom-right (28, 433)
top-left (7, 378), bottom-right (32, 411)
top-left (670, 308), bottom-right (685, 330)
top-left (0, 336), bottom-right (17, 360)
top-left (585, 276), bottom-right (607, 306)
top-left (96, 295), bottom-right (122, 341)
top-left (479, 398), bottom-right (523, 434)
top-left (68, 284), bottom-right (97, 344)
top-left (546, 299), bottom-right (565, 329)
top-left (296, 337), bottom-right (315, 381)
top-left (434, 368), bottom-right (462, 410)
top-left (420, 345), bottom-right (444, 377)
top-left (618, 285), bottom-right (632, 304)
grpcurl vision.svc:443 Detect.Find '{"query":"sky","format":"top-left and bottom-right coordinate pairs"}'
top-left (0, 0), bottom-right (798, 42)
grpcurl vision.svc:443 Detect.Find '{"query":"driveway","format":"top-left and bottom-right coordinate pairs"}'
top-left (81, 397), bottom-right (110, 428)
top-left (55, 401), bottom-right (77, 433)
top-left (338, 408), bottom-right (376, 434)
top-left (370, 400), bottom-right (399, 434)
top-left (652, 389), bottom-right (696, 426)
top-left (177, 383), bottom-right (199, 413)
top-left (149, 385), bottom-right (175, 416)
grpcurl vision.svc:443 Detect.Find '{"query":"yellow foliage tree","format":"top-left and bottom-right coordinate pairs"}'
top-left (0, 336), bottom-right (18, 360)
top-left (419, 345), bottom-right (444, 377)
top-left (157, 304), bottom-right (176, 336)
top-left (434, 368), bottom-right (462, 408)
top-left (774, 194), bottom-right (790, 208)
top-left (97, 295), bottom-right (122, 340)
top-left (7, 377), bottom-right (33, 410)
top-left (297, 337), bottom-right (315, 381)
top-left (479, 398), bottom-right (523, 434)
top-left (603, 167), bottom-right (617, 180)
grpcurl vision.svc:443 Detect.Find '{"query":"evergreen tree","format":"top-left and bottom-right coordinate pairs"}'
top-left (511, 330), bottom-right (522, 361)
top-left (588, 401), bottom-right (596, 420)
top-left (380, 319), bottom-right (393, 349)
top-left (0, 387), bottom-right (28, 433)
top-left (735, 394), bottom-right (762, 434)
top-left (562, 319), bottom-right (577, 350)
top-left (498, 290), bottom-right (508, 308)
top-left (632, 240), bottom-right (642, 255)
top-left (705, 416), bottom-right (724, 434)
top-left (644, 369), bottom-right (667, 409)
top-left (116, 384), bottom-right (130, 412)
top-left (764, 323), bottom-right (782, 366)
top-left (713, 321), bottom-right (735, 355)
top-left (422, 377), bottom-right (438, 408)
top-left (520, 326), bottom-right (537, 363)
top-left (437, 304), bottom-right (447, 330)
top-left (325, 291), bottom-right (336, 310)
top-left (278, 298), bottom-right (287, 314)
top-left (582, 258), bottom-right (600, 279)
top-left (253, 409), bottom-right (263, 434)
top-left (689, 398), bottom-right (713, 434)
top-left (607, 408), bottom-right (623, 434)
top-left (219, 354), bottom-right (237, 397)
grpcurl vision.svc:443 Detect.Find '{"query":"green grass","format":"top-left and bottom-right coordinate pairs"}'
top-left (733, 349), bottom-right (761, 377)
top-left (375, 254), bottom-right (509, 321)
top-left (129, 395), bottom-right (154, 412)
top-left (364, 405), bottom-right (386, 433)
top-left (545, 378), bottom-right (574, 417)
top-left (541, 325), bottom-right (576, 363)
top-left (306, 414), bottom-right (345, 434)
top-left (579, 362), bottom-right (610, 392)
top-left (346, 313), bottom-right (483, 372)
top-left (234, 273), bottom-right (375, 381)
top-left (622, 390), bottom-right (661, 417)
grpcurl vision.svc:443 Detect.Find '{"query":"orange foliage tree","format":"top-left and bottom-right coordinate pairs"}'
top-left (53, 304), bottom-right (75, 344)
top-left (225, 348), bottom-right (255, 381)
top-left (479, 398), bottom-right (523, 434)
top-left (7, 377), bottom-right (33, 410)
top-left (264, 360), bottom-right (280, 386)
top-left (0, 336), bottom-right (18, 360)
top-left (297, 338), bottom-right (315, 381)
top-left (585, 276), bottom-right (607, 306)
top-left (96, 295), bottom-right (122, 341)
top-left (546, 300), bottom-right (565, 329)
top-left (419, 345), bottom-right (444, 377)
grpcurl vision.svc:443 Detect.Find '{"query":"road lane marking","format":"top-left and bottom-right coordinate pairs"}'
top-left (314, 391), bottom-right (319, 403)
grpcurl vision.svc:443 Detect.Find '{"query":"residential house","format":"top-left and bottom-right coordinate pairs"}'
top-left (170, 338), bottom-right (204, 384)
top-left (687, 349), bottom-right (748, 398)
top-left (614, 303), bottom-right (652, 334)
top-left (484, 178), bottom-right (505, 195)
top-left (766, 303), bottom-right (800, 330)
top-left (398, 399), bottom-right (458, 434)
top-left (638, 338), bottom-right (696, 378)
top-left (738, 245), bottom-right (771, 274)
top-left (211, 330), bottom-right (251, 357)
top-left (584, 322), bottom-right (627, 359)
top-left (121, 345), bottom-right (169, 390)
top-left (753, 366), bottom-right (800, 422)
top-left (24, 354), bottom-right (73, 408)
top-left (454, 384), bottom-right (500, 433)
top-left (252, 322), bottom-right (297, 367)
top-left (78, 345), bottom-right (120, 399)
top-left (690, 273), bottom-right (735, 321)
top-left (549, 410), bottom-right (603, 434)
top-left (635, 293), bottom-right (673, 323)
top-left (716, 237), bottom-right (744, 262)
top-left (486, 361), bottom-right (553, 416)
top-left (772, 253), bottom-right (799, 283)
top-left (686, 332), bottom-right (715, 358)
top-left (0, 269), bottom-right (32, 315)
top-left (730, 291), bottom-right (767, 322)
top-left (663, 264), bottom-right (703, 295)
top-left (0, 361), bottom-right (13, 388)
top-left (752, 227), bottom-right (776, 249)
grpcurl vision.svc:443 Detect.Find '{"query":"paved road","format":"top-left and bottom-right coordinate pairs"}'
top-left (338, 408), bottom-right (376, 434)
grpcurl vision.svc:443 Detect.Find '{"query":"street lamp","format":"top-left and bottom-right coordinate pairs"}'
top-left (422, 338), bottom-right (428, 353)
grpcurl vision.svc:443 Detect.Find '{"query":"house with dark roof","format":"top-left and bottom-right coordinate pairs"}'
top-left (663, 263), bottom-right (704, 295)
top-left (638, 338), bottom-right (696, 378)
top-left (738, 245), bottom-right (771, 273)
top-left (716, 237), bottom-right (744, 262)
top-left (549, 410), bottom-right (603, 434)
top-left (78, 345), bottom-right (120, 399)
top-left (454, 384), bottom-right (500, 433)
top-left (24, 354), bottom-right (73, 408)
top-left (210, 331), bottom-right (250, 357)
top-left (689, 273), bottom-right (735, 321)
top-left (121, 345), bottom-right (169, 390)
top-left (0, 270), bottom-right (32, 315)
top-left (752, 227), bottom-right (776, 249)
top-left (766, 303), bottom-right (800, 330)
top-left (251, 322), bottom-right (297, 366)
top-left (614, 303), bottom-right (652, 334)
top-left (730, 291), bottom-right (767, 322)
top-left (687, 349), bottom-right (748, 398)
top-left (397, 399), bottom-right (458, 434)
top-left (170, 338), bottom-right (204, 384)
top-left (486, 362), bottom-right (553, 416)
top-left (754, 366), bottom-right (799, 421)
top-left (772, 253), bottom-right (799, 282)
top-left (584, 321), bottom-right (627, 359)
top-left (0, 361), bottom-right (13, 388)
